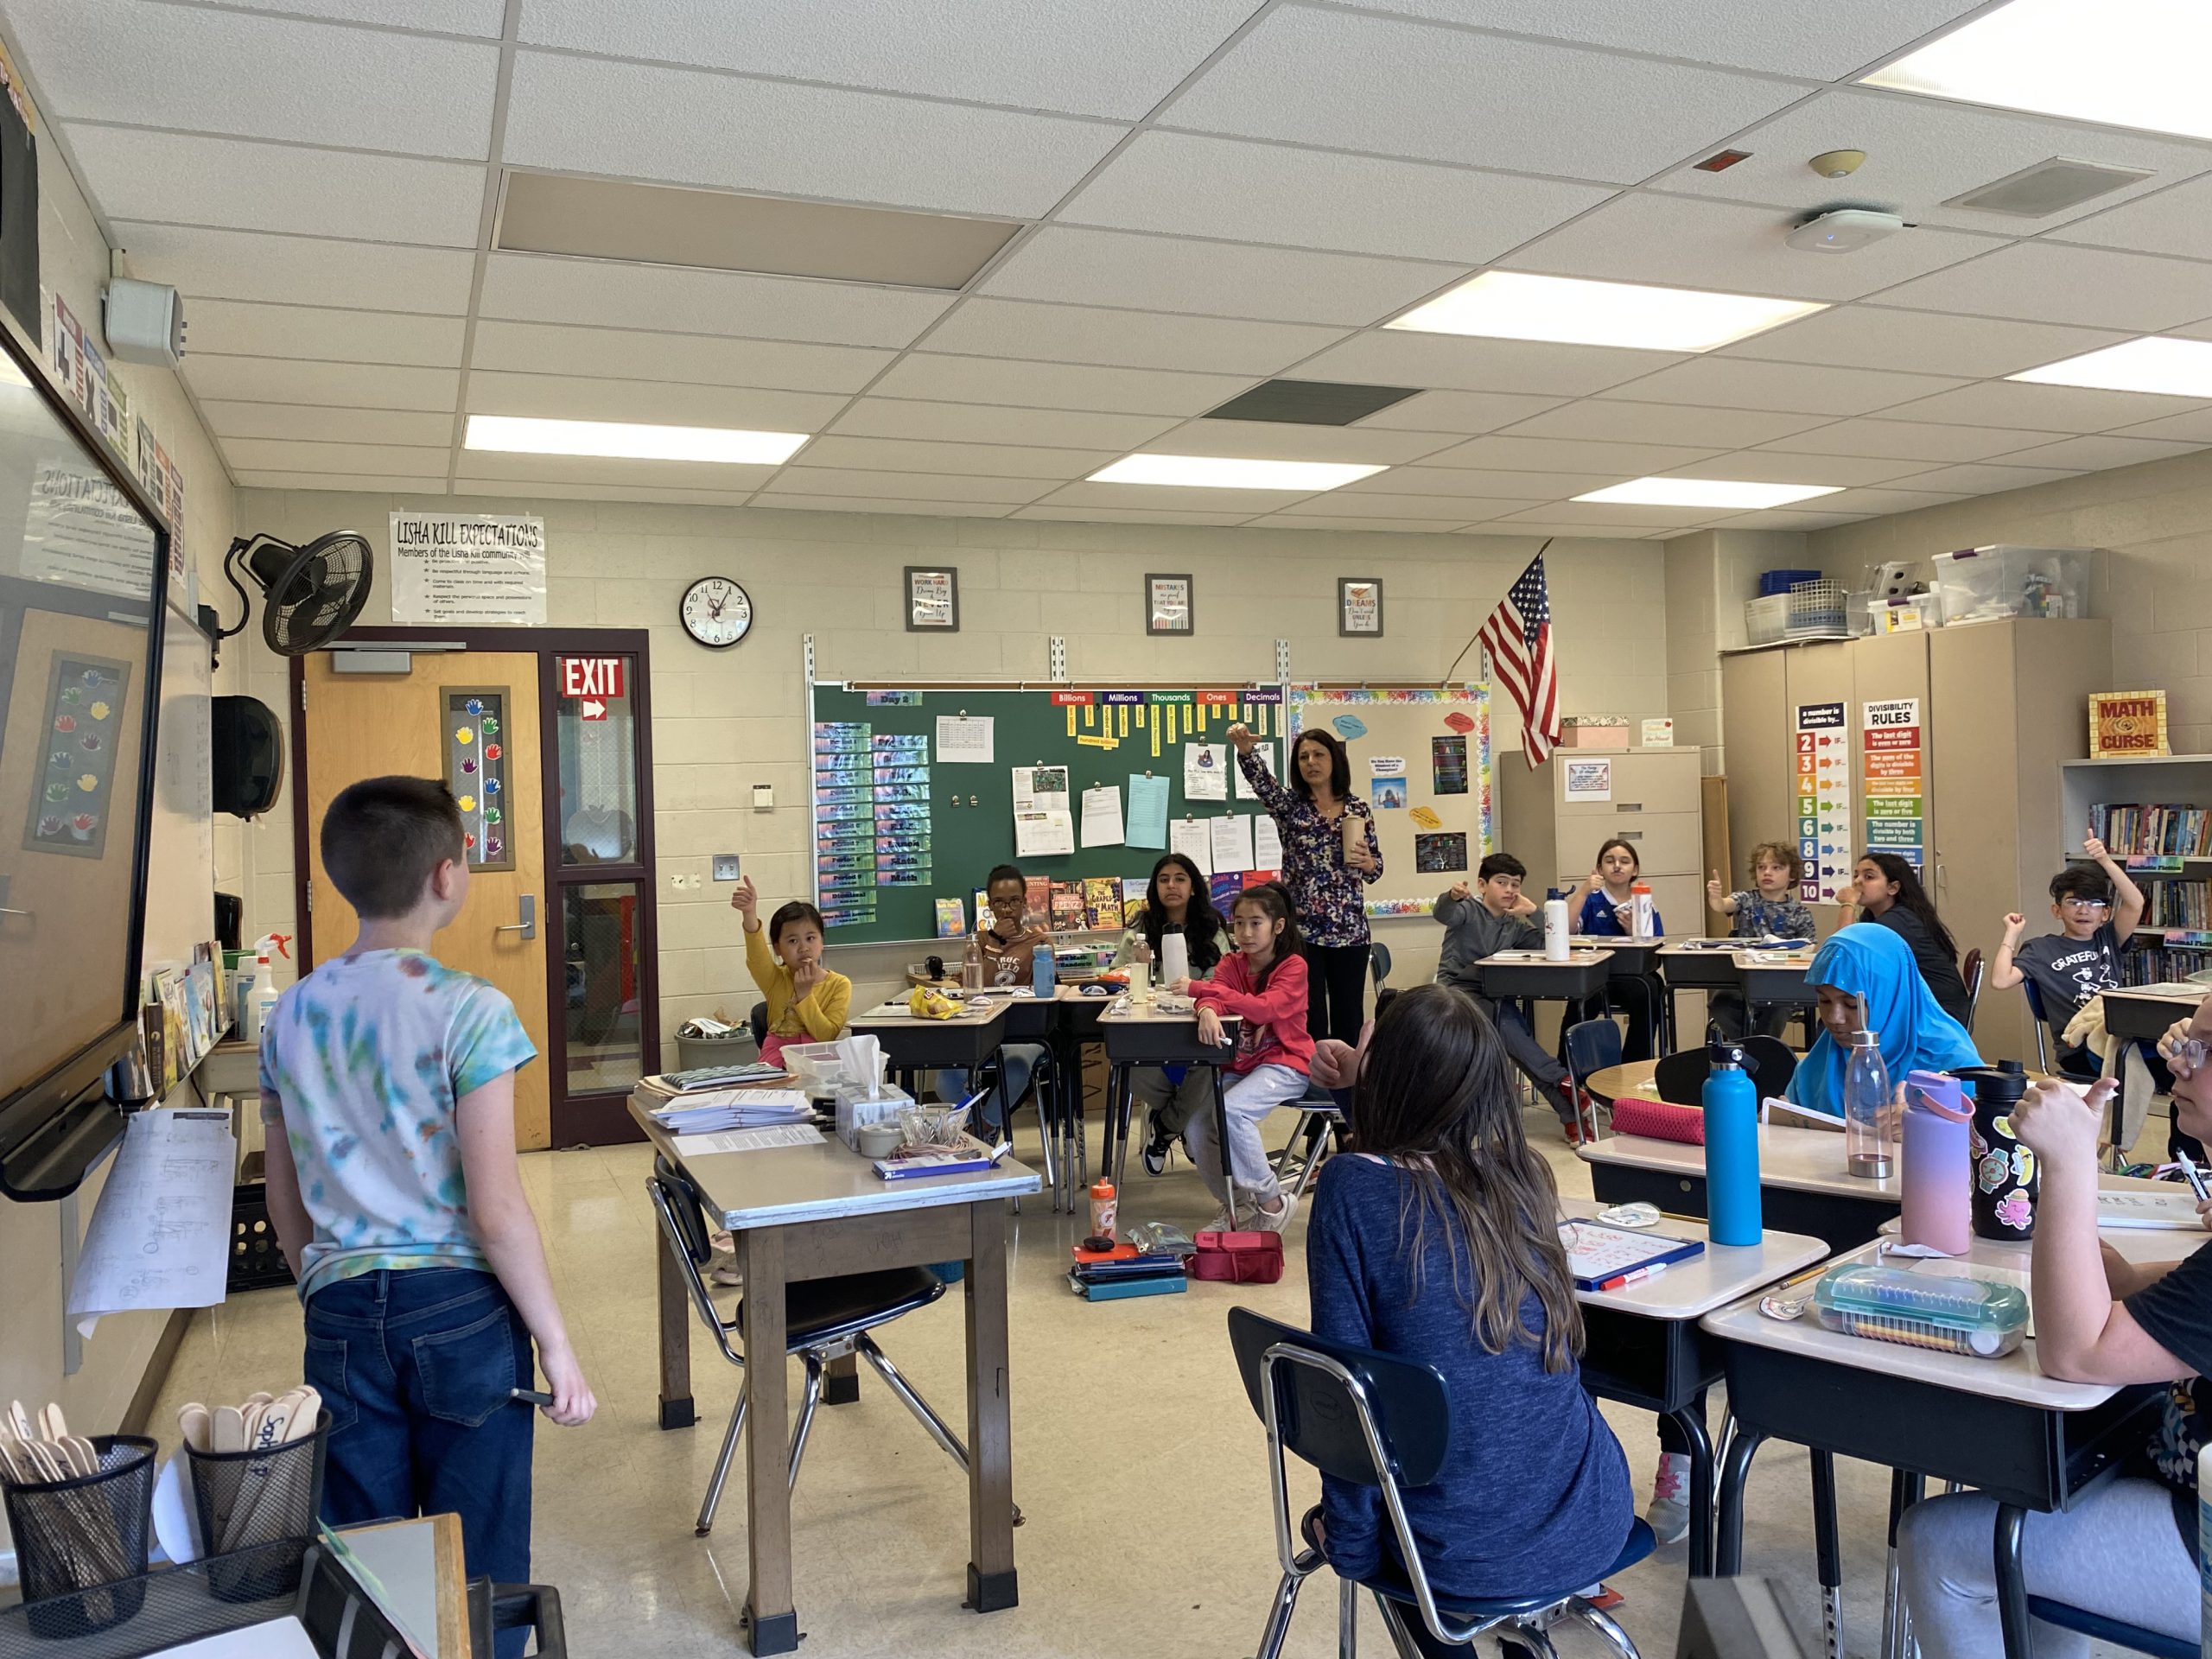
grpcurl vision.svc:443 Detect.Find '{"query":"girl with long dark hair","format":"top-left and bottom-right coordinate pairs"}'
top-left (1306, 984), bottom-right (1633, 1602)
top-left (1842, 852), bottom-right (1974, 1028)
top-left (1110, 853), bottom-right (1231, 1174)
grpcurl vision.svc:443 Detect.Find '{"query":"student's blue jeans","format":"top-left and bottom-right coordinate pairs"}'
top-left (304, 1268), bottom-right (535, 1656)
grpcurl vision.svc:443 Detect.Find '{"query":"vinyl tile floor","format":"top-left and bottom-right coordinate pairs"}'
top-left (150, 1104), bottom-right (2152, 1659)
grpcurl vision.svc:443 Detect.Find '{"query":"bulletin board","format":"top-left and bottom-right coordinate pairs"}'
top-left (809, 681), bottom-right (1291, 945)
top-left (1285, 684), bottom-right (1493, 918)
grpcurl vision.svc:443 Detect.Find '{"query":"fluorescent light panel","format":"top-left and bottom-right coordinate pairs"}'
top-left (1864, 0), bottom-right (2212, 140)
top-left (463, 414), bottom-right (808, 464)
top-left (1575, 477), bottom-right (1845, 509)
top-left (1386, 271), bottom-right (1826, 353)
top-left (2010, 336), bottom-right (2212, 397)
top-left (1088, 454), bottom-right (1387, 491)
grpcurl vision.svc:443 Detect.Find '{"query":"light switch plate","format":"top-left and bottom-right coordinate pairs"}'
top-left (713, 855), bottom-right (741, 881)
top-left (752, 784), bottom-right (774, 810)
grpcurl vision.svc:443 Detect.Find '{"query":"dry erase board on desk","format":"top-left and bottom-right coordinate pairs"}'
top-left (810, 682), bottom-right (1289, 946)
top-left (1285, 685), bottom-right (1492, 918)
top-left (139, 598), bottom-right (214, 980)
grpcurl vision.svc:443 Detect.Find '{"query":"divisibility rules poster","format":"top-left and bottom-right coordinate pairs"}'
top-left (1794, 702), bottom-right (1851, 904)
top-left (1860, 698), bottom-right (1924, 874)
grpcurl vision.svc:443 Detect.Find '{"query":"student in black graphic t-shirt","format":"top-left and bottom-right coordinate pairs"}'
top-left (1897, 997), bottom-right (2212, 1659)
top-left (1992, 838), bottom-right (2145, 1077)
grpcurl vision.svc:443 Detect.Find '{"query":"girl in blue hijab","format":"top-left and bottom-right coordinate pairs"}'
top-left (1784, 923), bottom-right (1984, 1117)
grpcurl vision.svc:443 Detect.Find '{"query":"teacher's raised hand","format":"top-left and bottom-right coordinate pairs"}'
top-left (1224, 722), bottom-right (1258, 756)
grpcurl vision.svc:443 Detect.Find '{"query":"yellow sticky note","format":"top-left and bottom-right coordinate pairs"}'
top-left (1150, 719), bottom-right (1161, 759)
top-left (1084, 706), bottom-right (1095, 729)
top-left (1066, 706), bottom-right (1077, 737)
top-left (1118, 705), bottom-right (1128, 738)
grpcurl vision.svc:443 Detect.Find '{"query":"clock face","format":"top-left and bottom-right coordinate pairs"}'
top-left (680, 576), bottom-right (752, 648)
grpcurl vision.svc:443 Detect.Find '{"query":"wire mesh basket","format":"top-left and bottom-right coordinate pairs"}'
top-left (1786, 577), bottom-right (1848, 634)
top-left (0, 1436), bottom-right (156, 1639)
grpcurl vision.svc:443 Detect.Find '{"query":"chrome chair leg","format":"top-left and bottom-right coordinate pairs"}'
top-left (1371, 1592), bottom-right (1428, 1659)
top-left (786, 1356), bottom-right (824, 1490)
top-left (696, 1381), bottom-right (749, 1535)
top-left (1573, 1598), bottom-right (1643, 1659)
top-left (1338, 1573), bottom-right (1358, 1659)
top-left (1253, 1567), bottom-right (1308, 1659)
top-left (1516, 1620), bottom-right (1564, 1659)
top-left (856, 1335), bottom-right (969, 1470)
top-left (1290, 1118), bottom-right (1337, 1205)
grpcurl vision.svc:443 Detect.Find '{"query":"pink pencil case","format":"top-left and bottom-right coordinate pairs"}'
top-left (1608, 1096), bottom-right (1706, 1144)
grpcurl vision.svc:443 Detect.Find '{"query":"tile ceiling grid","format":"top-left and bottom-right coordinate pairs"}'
top-left (5, 0), bottom-right (2212, 531)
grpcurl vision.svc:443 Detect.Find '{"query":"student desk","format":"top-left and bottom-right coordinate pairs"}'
top-left (630, 1096), bottom-right (1041, 1654)
top-left (1095, 998), bottom-right (1237, 1211)
top-left (2099, 982), bottom-right (2203, 1154)
top-left (1470, 947), bottom-right (1613, 1002)
top-left (849, 996), bottom-right (1014, 1088)
top-left (1560, 1197), bottom-right (1827, 1576)
top-left (1700, 1230), bottom-right (2184, 1659)
top-left (1659, 942), bottom-right (1818, 1042)
top-left (1579, 1116), bottom-right (1904, 1253)
top-left (1569, 934), bottom-right (1671, 1050)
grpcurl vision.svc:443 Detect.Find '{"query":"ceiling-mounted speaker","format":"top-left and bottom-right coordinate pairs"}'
top-left (212, 696), bottom-right (285, 819)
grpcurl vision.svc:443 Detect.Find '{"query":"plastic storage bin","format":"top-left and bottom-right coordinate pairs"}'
top-left (1758, 567), bottom-right (1821, 596)
top-left (1745, 593), bottom-right (1791, 645)
top-left (1932, 545), bottom-right (2088, 626)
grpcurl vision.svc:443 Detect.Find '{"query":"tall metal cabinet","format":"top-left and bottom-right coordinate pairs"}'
top-left (1497, 747), bottom-right (1707, 931)
top-left (1719, 618), bottom-right (2112, 1062)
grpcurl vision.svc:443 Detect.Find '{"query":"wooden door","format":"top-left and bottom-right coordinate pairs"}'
top-left (301, 652), bottom-right (551, 1149)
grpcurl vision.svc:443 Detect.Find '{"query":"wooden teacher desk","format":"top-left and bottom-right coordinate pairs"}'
top-left (632, 1094), bottom-right (1040, 1656)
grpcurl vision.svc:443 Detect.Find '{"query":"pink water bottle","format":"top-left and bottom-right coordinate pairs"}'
top-left (1900, 1069), bottom-right (1972, 1255)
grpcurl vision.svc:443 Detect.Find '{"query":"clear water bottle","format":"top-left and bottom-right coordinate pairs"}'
top-left (1844, 1028), bottom-right (1893, 1179)
top-left (960, 932), bottom-right (983, 991)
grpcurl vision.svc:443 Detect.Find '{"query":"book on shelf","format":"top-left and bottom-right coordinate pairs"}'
top-left (2088, 804), bottom-right (2212, 860)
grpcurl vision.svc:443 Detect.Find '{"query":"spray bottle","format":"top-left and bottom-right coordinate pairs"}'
top-left (238, 933), bottom-right (292, 1041)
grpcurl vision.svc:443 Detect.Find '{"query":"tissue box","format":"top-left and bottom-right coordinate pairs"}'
top-left (836, 1084), bottom-right (915, 1151)
top-left (1559, 717), bottom-right (1630, 750)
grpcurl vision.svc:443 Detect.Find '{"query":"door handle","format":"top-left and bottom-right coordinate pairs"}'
top-left (497, 893), bottom-right (537, 941)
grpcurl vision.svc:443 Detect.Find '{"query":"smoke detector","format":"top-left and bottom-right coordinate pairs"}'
top-left (1809, 149), bottom-right (1867, 179)
top-left (1785, 208), bottom-right (1906, 253)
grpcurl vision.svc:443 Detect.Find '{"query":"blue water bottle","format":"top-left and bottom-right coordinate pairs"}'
top-left (1703, 1037), bottom-right (1763, 1246)
top-left (1032, 938), bottom-right (1056, 998)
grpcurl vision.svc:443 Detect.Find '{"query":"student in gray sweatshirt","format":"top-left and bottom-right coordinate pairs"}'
top-left (1434, 852), bottom-right (1580, 1135)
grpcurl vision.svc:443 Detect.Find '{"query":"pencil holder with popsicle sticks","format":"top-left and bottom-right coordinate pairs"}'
top-left (182, 1409), bottom-right (330, 1603)
top-left (0, 1435), bottom-right (157, 1638)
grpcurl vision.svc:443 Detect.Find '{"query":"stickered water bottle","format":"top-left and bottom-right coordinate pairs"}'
top-left (1950, 1062), bottom-right (2036, 1241)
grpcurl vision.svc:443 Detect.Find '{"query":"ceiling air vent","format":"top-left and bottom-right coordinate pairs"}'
top-left (1945, 156), bottom-right (2153, 219)
top-left (1201, 379), bottom-right (1421, 426)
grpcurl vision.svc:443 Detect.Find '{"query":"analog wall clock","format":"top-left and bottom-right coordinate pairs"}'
top-left (679, 576), bottom-right (752, 648)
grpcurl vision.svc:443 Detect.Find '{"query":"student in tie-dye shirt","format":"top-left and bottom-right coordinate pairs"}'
top-left (262, 777), bottom-right (594, 1645)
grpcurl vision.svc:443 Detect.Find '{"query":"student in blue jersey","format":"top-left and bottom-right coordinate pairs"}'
top-left (1305, 984), bottom-right (1635, 1611)
top-left (1562, 837), bottom-right (1664, 1061)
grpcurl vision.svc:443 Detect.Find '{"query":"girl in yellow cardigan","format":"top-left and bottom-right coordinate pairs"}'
top-left (730, 876), bottom-right (852, 1065)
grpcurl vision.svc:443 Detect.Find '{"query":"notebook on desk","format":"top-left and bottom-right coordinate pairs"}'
top-left (2096, 1189), bottom-right (2205, 1230)
top-left (1557, 1219), bottom-right (1705, 1291)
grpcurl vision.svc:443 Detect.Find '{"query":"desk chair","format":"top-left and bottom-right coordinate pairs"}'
top-left (1371, 942), bottom-right (1393, 994)
top-left (646, 1157), bottom-right (979, 1537)
top-left (1276, 1078), bottom-right (1344, 1205)
top-left (1960, 949), bottom-right (1984, 1034)
top-left (748, 1001), bottom-right (768, 1049)
top-left (1563, 1019), bottom-right (1624, 1143)
top-left (1651, 1039), bottom-right (1796, 1106)
top-left (2020, 978), bottom-right (2054, 1072)
top-left (1227, 1307), bottom-right (1653, 1659)
top-left (2025, 1598), bottom-right (2194, 1659)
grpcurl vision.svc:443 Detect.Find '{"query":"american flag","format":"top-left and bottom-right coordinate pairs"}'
top-left (1479, 550), bottom-right (1559, 767)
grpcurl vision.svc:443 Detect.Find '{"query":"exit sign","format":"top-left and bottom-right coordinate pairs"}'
top-left (560, 656), bottom-right (626, 719)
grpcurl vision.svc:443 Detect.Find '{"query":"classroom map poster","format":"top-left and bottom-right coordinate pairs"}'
top-left (390, 512), bottom-right (547, 626)
top-left (1860, 698), bottom-right (1924, 873)
top-left (1795, 702), bottom-right (1852, 904)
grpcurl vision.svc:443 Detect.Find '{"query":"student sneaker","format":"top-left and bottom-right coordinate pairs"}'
top-left (1250, 1192), bottom-right (1300, 1234)
top-left (1646, 1451), bottom-right (1692, 1545)
top-left (711, 1261), bottom-right (744, 1289)
top-left (1203, 1204), bottom-right (1243, 1235)
top-left (1141, 1126), bottom-right (1175, 1177)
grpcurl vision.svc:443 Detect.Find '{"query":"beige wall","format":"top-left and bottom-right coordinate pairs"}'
top-left (1661, 529), bottom-right (1832, 777)
top-left (236, 488), bottom-right (1676, 1014)
top-left (0, 97), bottom-right (239, 1484)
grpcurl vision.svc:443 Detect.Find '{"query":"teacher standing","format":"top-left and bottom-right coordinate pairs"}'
top-left (1227, 722), bottom-right (1383, 1047)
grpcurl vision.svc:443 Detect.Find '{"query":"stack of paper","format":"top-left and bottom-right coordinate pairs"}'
top-left (643, 1060), bottom-right (788, 1093)
top-left (648, 1090), bottom-right (814, 1135)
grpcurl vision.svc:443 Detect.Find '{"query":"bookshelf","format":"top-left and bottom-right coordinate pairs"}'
top-left (2060, 755), bottom-right (2212, 982)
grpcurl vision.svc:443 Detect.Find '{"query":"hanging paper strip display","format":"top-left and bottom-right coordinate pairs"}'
top-left (443, 687), bottom-right (513, 871)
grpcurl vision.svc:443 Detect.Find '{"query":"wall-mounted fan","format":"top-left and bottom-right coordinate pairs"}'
top-left (217, 531), bottom-right (374, 656)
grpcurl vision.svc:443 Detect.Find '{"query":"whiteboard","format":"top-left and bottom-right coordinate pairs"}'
top-left (140, 598), bottom-right (213, 978)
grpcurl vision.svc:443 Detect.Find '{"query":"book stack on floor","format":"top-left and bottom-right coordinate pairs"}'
top-left (1066, 1243), bottom-right (1186, 1300)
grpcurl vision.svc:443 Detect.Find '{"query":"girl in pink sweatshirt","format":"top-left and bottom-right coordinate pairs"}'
top-left (1173, 881), bottom-right (1314, 1233)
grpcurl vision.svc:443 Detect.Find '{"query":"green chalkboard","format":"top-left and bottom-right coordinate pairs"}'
top-left (810, 683), bottom-right (1289, 944)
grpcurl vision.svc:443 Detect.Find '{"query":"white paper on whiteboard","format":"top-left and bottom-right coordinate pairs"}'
top-left (1211, 815), bottom-right (1255, 874)
top-left (935, 715), bottom-right (994, 764)
top-left (1080, 784), bottom-right (1124, 848)
top-left (1184, 741), bottom-right (1229, 801)
top-left (1014, 809), bottom-right (1074, 858)
top-left (1254, 816), bottom-right (1284, 873)
top-left (70, 1109), bottom-right (236, 1337)
top-left (1169, 817), bottom-right (1213, 877)
top-left (1234, 742), bottom-right (1277, 800)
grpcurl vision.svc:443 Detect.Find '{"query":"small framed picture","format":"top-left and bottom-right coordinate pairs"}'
top-left (905, 566), bottom-right (959, 632)
top-left (1147, 573), bottom-right (1193, 636)
top-left (1339, 577), bottom-right (1383, 637)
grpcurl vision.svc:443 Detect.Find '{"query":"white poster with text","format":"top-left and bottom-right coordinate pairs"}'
top-left (391, 512), bottom-right (548, 626)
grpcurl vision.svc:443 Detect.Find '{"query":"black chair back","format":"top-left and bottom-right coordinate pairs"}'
top-left (652, 1155), bottom-right (715, 1265)
top-left (1563, 1018), bottom-right (1624, 1089)
top-left (1226, 1307), bottom-right (1450, 1489)
top-left (748, 1001), bottom-right (769, 1047)
top-left (1652, 1039), bottom-right (1796, 1104)
top-left (1370, 941), bottom-right (1393, 989)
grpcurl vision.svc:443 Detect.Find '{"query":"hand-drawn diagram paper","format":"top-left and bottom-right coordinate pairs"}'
top-left (70, 1108), bottom-right (236, 1337)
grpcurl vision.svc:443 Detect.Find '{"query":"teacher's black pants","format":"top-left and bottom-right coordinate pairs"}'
top-left (1302, 942), bottom-right (1370, 1046)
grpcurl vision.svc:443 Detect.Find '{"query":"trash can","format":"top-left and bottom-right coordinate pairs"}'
top-left (674, 1031), bottom-right (757, 1072)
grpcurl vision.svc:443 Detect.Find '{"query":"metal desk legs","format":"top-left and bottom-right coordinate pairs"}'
top-left (1665, 1402), bottom-right (1716, 1579)
top-left (1810, 1450), bottom-right (1845, 1659)
top-left (1882, 1470), bottom-right (1923, 1659)
top-left (1993, 1504), bottom-right (2031, 1659)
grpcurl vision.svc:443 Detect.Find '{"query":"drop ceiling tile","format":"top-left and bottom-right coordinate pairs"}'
top-left (1012, 505), bottom-right (1257, 525)
top-left (1340, 0), bottom-right (1983, 78)
top-left (199, 402), bottom-right (458, 446)
top-left (462, 371), bottom-right (846, 430)
top-left (791, 437), bottom-right (1111, 479)
top-left (186, 301), bottom-right (467, 368)
top-left (1984, 434), bottom-right (2208, 472)
top-left (1253, 514), bottom-right (1470, 532)
top-left (1721, 305), bottom-right (2132, 378)
top-left (1294, 333), bottom-right (1681, 397)
top-left (1417, 435), bottom-right (1725, 474)
top-left (1459, 521), bottom-right (1666, 539)
top-left (476, 252), bottom-right (952, 348)
top-left (7, 0), bottom-right (498, 158)
top-left (1599, 357), bottom-right (1966, 416)
top-left (1140, 419), bottom-right (1461, 464)
top-left (221, 438), bottom-right (453, 474)
top-left (1351, 390), bottom-right (1569, 433)
top-left (1658, 451), bottom-right (1932, 486)
top-left (1060, 130), bottom-right (1611, 264)
top-left (868, 354), bottom-right (1255, 415)
top-left (505, 51), bottom-right (1121, 218)
top-left (1879, 461), bottom-right (2084, 493)
top-left (1732, 508), bottom-right (1871, 531)
top-left (1808, 486), bottom-right (1972, 514)
top-left (1878, 381), bottom-right (2212, 434)
top-left (1501, 401), bottom-right (1828, 448)
top-left (220, 0), bottom-right (505, 30)
top-left (977, 226), bottom-right (1464, 327)
top-left (1649, 86), bottom-right (2212, 230)
top-left (1033, 480), bottom-right (1319, 513)
top-left (1758, 417), bottom-right (2069, 461)
top-left (453, 452), bottom-right (781, 491)
top-left (1166, 7), bottom-right (1801, 184)
top-left (1874, 243), bottom-right (2212, 332)
top-left (2111, 408), bottom-right (2212, 445)
top-left (468, 320), bottom-right (892, 392)
top-left (1350, 465), bottom-right (1616, 498)
top-left (1493, 501), bottom-right (1730, 528)
top-left (457, 480), bottom-right (761, 506)
top-left (922, 299), bottom-right (1346, 376)
top-left (1276, 493), bottom-right (1538, 520)
top-left (518, 0), bottom-right (1249, 119)
top-left (760, 495), bottom-right (1015, 518)
top-left (828, 398), bottom-right (1182, 449)
top-left (1506, 194), bottom-right (1999, 303)
top-left (232, 471), bottom-right (449, 493)
top-left (759, 467), bottom-right (1053, 505)
top-left (2049, 174), bottom-right (2212, 263)
top-left (182, 357), bottom-right (460, 411)
top-left (112, 222), bottom-right (477, 313)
